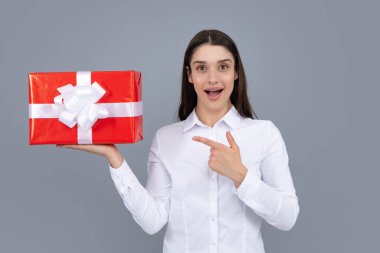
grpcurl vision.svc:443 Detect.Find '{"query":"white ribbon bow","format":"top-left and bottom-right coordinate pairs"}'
top-left (53, 81), bottom-right (109, 132)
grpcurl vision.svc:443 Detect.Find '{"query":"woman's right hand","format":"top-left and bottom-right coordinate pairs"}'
top-left (56, 144), bottom-right (124, 169)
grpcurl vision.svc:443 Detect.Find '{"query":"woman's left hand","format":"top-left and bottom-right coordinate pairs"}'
top-left (192, 131), bottom-right (248, 188)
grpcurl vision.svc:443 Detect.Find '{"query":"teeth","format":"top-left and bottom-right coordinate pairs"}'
top-left (205, 88), bottom-right (223, 93)
top-left (205, 89), bottom-right (223, 95)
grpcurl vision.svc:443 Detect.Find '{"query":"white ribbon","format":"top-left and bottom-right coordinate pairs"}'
top-left (29, 71), bottom-right (143, 144)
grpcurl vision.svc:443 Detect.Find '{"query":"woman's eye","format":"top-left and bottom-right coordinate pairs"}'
top-left (196, 65), bottom-right (206, 72)
top-left (220, 64), bottom-right (229, 71)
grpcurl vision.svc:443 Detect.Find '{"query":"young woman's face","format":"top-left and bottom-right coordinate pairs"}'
top-left (187, 44), bottom-right (238, 114)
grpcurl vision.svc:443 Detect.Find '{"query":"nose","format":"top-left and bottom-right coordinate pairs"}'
top-left (208, 69), bottom-right (218, 85)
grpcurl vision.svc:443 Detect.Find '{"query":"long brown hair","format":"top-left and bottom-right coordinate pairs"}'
top-left (178, 29), bottom-right (258, 121)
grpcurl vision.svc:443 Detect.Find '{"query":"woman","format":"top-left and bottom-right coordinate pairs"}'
top-left (58, 29), bottom-right (299, 253)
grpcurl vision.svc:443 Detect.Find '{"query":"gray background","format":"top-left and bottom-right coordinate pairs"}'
top-left (0, 0), bottom-right (379, 252)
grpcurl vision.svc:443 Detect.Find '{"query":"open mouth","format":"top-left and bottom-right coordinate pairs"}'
top-left (204, 88), bottom-right (224, 100)
top-left (204, 88), bottom-right (223, 95)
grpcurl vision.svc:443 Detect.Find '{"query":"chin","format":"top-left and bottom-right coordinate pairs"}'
top-left (202, 100), bottom-right (230, 112)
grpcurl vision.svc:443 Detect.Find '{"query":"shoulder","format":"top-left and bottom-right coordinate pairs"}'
top-left (154, 120), bottom-right (185, 139)
top-left (236, 118), bottom-right (285, 143)
top-left (149, 121), bottom-right (186, 156)
top-left (238, 117), bottom-right (279, 133)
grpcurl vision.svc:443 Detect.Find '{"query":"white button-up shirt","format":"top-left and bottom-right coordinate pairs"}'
top-left (109, 106), bottom-right (299, 253)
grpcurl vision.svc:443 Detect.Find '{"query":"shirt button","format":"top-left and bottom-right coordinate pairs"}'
top-left (211, 172), bottom-right (217, 179)
top-left (211, 217), bottom-right (216, 221)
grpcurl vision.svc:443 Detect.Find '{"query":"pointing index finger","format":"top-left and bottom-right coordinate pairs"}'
top-left (192, 136), bottom-right (223, 149)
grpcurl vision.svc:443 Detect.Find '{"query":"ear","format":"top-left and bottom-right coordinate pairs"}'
top-left (234, 71), bottom-right (238, 80)
top-left (186, 66), bottom-right (193, 83)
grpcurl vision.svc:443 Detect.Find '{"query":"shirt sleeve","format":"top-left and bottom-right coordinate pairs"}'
top-left (109, 130), bottom-right (172, 235)
top-left (236, 121), bottom-right (299, 231)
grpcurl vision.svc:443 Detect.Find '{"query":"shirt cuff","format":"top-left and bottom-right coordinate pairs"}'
top-left (109, 159), bottom-right (138, 186)
top-left (235, 169), bottom-right (262, 202)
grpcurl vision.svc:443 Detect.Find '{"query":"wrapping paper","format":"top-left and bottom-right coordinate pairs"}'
top-left (29, 70), bottom-right (143, 144)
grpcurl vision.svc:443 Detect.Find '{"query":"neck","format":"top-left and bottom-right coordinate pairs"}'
top-left (195, 103), bottom-right (232, 127)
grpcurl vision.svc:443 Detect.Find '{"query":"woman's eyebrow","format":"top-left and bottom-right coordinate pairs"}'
top-left (191, 59), bottom-right (233, 65)
top-left (192, 60), bottom-right (206, 65)
top-left (218, 59), bottom-right (233, 63)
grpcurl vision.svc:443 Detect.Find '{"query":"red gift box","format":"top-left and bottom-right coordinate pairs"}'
top-left (29, 71), bottom-right (143, 144)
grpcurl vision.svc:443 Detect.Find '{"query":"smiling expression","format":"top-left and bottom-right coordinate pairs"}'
top-left (187, 44), bottom-right (238, 114)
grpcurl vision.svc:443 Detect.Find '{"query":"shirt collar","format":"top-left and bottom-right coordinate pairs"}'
top-left (182, 106), bottom-right (242, 133)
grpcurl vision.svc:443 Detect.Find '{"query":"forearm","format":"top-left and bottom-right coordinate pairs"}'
top-left (253, 181), bottom-right (299, 231)
top-left (109, 159), bottom-right (170, 235)
top-left (237, 170), bottom-right (299, 231)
